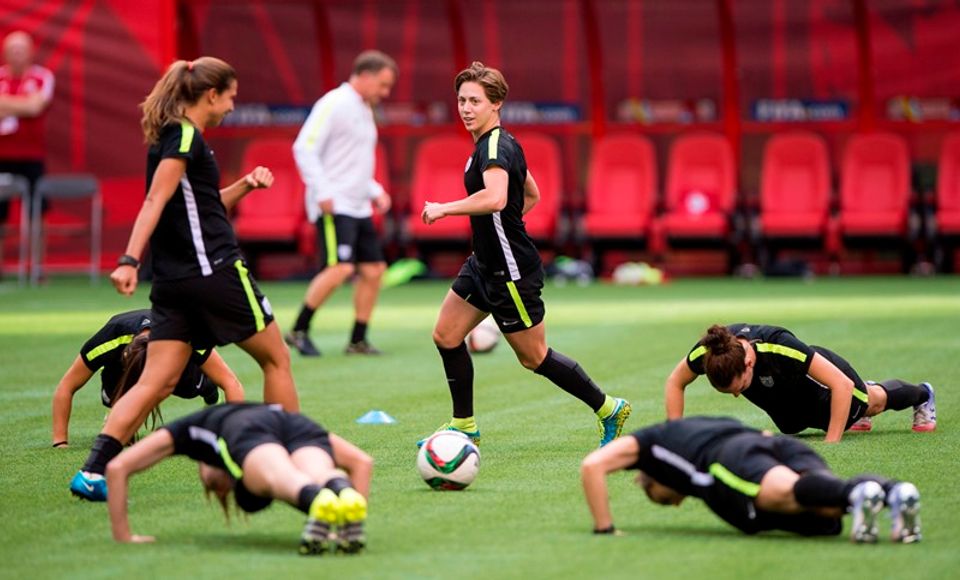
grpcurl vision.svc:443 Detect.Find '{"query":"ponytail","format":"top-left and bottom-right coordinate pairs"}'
top-left (113, 334), bottom-right (164, 430)
top-left (140, 56), bottom-right (236, 144)
top-left (701, 324), bottom-right (747, 391)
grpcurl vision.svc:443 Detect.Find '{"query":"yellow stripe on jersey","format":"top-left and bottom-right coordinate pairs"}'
top-left (688, 345), bottom-right (707, 363)
top-left (84, 334), bottom-right (134, 362)
top-left (852, 388), bottom-right (868, 403)
top-left (304, 99), bottom-right (336, 147)
top-left (506, 281), bottom-right (532, 328)
top-left (756, 343), bottom-right (808, 362)
top-left (709, 463), bottom-right (761, 497)
top-left (488, 128), bottom-right (500, 160)
top-left (323, 214), bottom-right (338, 266)
top-left (217, 437), bottom-right (244, 479)
top-left (179, 121), bottom-right (195, 153)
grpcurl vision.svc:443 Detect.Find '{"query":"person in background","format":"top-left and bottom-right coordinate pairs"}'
top-left (0, 30), bottom-right (55, 222)
top-left (286, 50), bottom-right (397, 357)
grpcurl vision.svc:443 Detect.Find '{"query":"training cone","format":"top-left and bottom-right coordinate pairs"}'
top-left (356, 410), bottom-right (397, 424)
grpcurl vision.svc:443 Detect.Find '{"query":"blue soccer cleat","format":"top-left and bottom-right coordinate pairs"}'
top-left (70, 470), bottom-right (107, 502)
top-left (597, 398), bottom-right (632, 447)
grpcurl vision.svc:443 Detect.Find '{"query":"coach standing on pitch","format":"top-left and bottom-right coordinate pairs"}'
top-left (286, 50), bottom-right (397, 357)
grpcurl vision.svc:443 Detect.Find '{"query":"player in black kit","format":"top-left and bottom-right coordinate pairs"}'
top-left (51, 309), bottom-right (243, 448)
top-left (71, 57), bottom-right (300, 501)
top-left (664, 324), bottom-right (937, 442)
top-left (419, 62), bottom-right (630, 448)
top-left (581, 416), bottom-right (922, 543)
top-left (105, 403), bottom-right (372, 554)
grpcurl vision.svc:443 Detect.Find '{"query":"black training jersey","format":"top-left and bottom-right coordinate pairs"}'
top-left (464, 127), bottom-right (541, 282)
top-left (80, 309), bottom-right (212, 406)
top-left (628, 416), bottom-right (760, 499)
top-left (162, 403), bottom-right (285, 468)
top-left (147, 121), bottom-right (241, 281)
top-left (685, 323), bottom-right (819, 428)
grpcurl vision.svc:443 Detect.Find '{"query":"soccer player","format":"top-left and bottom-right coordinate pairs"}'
top-left (286, 50), bottom-right (397, 357)
top-left (106, 403), bottom-right (372, 554)
top-left (581, 416), bottom-right (922, 543)
top-left (70, 56), bottom-right (300, 501)
top-left (52, 309), bottom-right (244, 448)
top-left (419, 62), bottom-right (631, 447)
top-left (664, 324), bottom-right (936, 442)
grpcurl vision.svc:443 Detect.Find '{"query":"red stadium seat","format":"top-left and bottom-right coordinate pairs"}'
top-left (582, 134), bottom-right (657, 240)
top-left (653, 133), bottom-right (737, 265)
top-left (232, 137), bottom-right (311, 270)
top-left (406, 134), bottom-right (474, 241)
top-left (759, 132), bottom-right (831, 239)
top-left (372, 141), bottom-right (390, 236)
top-left (838, 133), bottom-right (911, 238)
top-left (934, 132), bottom-right (960, 270)
top-left (512, 132), bottom-right (563, 243)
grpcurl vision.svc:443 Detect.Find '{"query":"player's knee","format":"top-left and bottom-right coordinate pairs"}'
top-left (432, 328), bottom-right (462, 349)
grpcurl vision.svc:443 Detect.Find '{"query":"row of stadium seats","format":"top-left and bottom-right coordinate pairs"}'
top-left (232, 130), bottom-right (960, 276)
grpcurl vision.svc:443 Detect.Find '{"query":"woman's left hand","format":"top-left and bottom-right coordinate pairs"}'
top-left (245, 166), bottom-right (274, 189)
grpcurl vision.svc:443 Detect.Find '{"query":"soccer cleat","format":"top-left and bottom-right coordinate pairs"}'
top-left (299, 488), bottom-right (339, 555)
top-left (912, 382), bottom-right (937, 432)
top-left (344, 340), bottom-right (383, 355)
top-left (70, 470), bottom-right (107, 502)
top-left (597, 398), bottom-right (632, 447)
top-left (335, 488), bottom-right (368, 554)
top-left (849, 480), bottom-right (885, 544)
top-left (416, 423), bottom-right (481, 448)
top-left (285, 330), bottom-right (322, 357)
top-left (849, 416), bottom-right (873, 432)
top-left (888, 482), bottom-right (922, 543)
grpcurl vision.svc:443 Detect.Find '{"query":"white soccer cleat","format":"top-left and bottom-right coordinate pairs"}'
top-left (912, 383), bottom-right (937, 432)
top-left (849, 480), bottom-right (884, 544)
top-left (888, 482), bottom-right (922, 544)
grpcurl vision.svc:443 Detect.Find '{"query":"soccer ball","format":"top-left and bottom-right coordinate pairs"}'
top-left (466, 316), bottom-right (501, 354)
top-left (416, 431), bottom-right (480, 490)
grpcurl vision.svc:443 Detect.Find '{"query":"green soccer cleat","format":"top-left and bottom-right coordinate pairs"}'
top-left (335, 487), bottom-right (368, 554)
top-left (416, 423), bottom-right (482, 448)
top-left (597, 398), bottom-right (632, 447)
top-left (299, 488), bottom-right (339, 556)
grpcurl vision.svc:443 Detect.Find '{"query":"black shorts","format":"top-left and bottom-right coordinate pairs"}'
top-left (316, 214), bottom-right (384, 267)
top-left (170, 364), bottom-right (215, 400)
top-left (703, 433), bottom-right (840, 536)
top-left (149, 259), bottom-right (275, 350)
top-left (451, 255), bottom-right (545, 334)
top-left (219, 409), bottom-right (333, 513)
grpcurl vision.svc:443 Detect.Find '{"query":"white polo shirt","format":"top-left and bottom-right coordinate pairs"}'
top-left (292, 82), bottom-right (384, 222)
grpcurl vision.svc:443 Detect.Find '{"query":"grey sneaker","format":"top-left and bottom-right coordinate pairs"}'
top-left (285, 330), bottom-right (321, 357)
top-left (888, 482), bottom-right (922, 543)
top-left (849, 480), bottom-right (885, 543)
top-left (912, 382), bottom-right (936, 432)
top-left (345, 340), bottom-right (382, 355)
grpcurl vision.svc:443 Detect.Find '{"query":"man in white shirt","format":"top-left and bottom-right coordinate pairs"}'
top-left (286, 51), bottom-right (397, 356)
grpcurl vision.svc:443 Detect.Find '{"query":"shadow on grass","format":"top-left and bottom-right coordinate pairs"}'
top-left (613, 524), bottom-right (841, 544)
top-left (169, 532), bottom-right (300, 554)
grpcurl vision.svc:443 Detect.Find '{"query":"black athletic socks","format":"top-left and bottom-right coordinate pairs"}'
top-left (294, 305), bottom-right (316, 332)
top-left (878, 379), bottom-right (929, 411)
top-left (795, 471), bottom-right (894, 508)
top-left (297, 484), bottom-right (323, 514)
top-left (351, 321), bottom-right (368, 344)
top-left (324, 476), bottom-right (352, 495)
top-left (437, 342), bottom-right (474, 418)
top-left (534, 349), bottom-right (606, 412)
top-left (80, 434), bottom-right (124, 475)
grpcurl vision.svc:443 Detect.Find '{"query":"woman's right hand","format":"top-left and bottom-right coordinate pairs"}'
top-left (110, 265), bottom-right (138, 296)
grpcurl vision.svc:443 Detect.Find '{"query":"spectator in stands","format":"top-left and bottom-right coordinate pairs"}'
top-left (70, 56), bottom-right (300, 502)
top-left (0, 30), bottom-right (54, 222)
top-left (664, 323), bottom-right (937, 442)
top-left (417, 62), bottom-right (631, 448)
top-left (286, 50), bottom-right (397, 357)
top-left (51, 309), bottom-right (244, 449)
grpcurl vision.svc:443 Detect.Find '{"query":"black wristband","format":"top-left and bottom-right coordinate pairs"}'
top-left (117, 254), bottom-right (140, 268)
top-left (593, 525), bottom-right (616, 535)
top-left (52, 441), bottom-right (68, 448)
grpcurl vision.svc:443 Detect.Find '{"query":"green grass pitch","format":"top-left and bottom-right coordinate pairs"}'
top-left (1, 276), bottom-right (957, 579)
